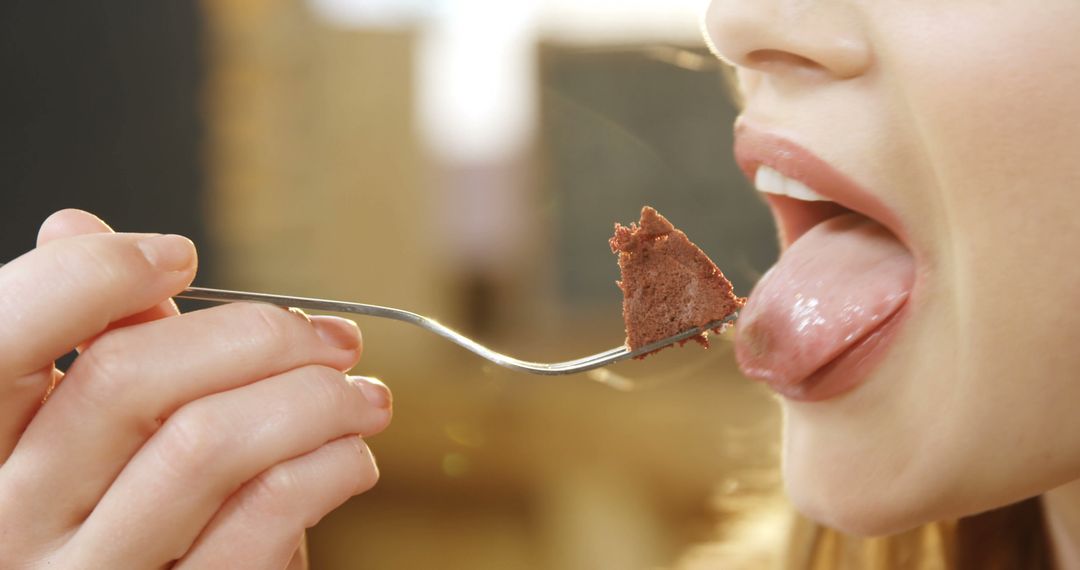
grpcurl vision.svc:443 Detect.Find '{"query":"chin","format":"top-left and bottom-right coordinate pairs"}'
top-left (784, 474), bottom-right (931, 537)
top-left (779, 415), bottom-right (1015, 538)
top-left (778, 423), bottom-right (978, 538)
top-left (778, 398), bottom-right (953, 536)
top-left (772, 316), bottom-right (971, 537)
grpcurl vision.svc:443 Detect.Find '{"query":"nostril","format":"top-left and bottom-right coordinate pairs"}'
top-left (703, 1), bottom-right (873, 81)
top-left (745, 49), bottom-right (825, 73)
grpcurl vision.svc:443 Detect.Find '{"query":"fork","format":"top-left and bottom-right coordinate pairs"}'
top-left (0, 256), bottom-right (736, 374)
top-left (176, 286), bottom-right (738, 375)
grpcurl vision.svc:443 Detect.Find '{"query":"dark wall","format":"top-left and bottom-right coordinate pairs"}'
top-left (542, 46), bottom-right (777, 304)
top-left (0, 1), bottom-right (207, 272)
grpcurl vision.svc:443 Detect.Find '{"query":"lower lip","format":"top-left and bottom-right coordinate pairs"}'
top-left (763, 301), bottom-right (911, 402)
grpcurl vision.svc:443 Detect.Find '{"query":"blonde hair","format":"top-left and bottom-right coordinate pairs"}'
top-left (787, 498), bottom-right (1052, 570)
top-left (677, 485), bottom-right (1052, 569)
top-left (785, 515), bottom-right (954, 570)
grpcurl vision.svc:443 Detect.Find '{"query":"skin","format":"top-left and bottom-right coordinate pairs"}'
top-left (704, 0), bottom-right (1080, 551)
top-left (0, 209), bottom-right (392, 568)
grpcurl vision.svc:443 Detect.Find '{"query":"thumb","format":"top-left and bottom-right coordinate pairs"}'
top-left (38, 209), bottom-right (185, 340)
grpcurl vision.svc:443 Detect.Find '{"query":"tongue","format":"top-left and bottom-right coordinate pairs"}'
top-left (735, 213), bottom-right (914, 387)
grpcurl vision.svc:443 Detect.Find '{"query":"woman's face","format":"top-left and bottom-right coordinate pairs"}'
top-left (705, 1), bottom-right (1080, 534)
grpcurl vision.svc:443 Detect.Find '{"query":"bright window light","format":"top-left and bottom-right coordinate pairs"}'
top-left (306, 0), bottom-right (710, 162)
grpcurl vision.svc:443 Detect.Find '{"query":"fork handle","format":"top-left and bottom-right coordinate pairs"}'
top-left (177, 286), bottom-right (420, 323)
top-left (0, 259), bottom-right (424, 327)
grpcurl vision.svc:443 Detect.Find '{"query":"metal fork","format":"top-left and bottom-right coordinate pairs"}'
top-left (176, 286), bottom-right (738, 375)
top-left (0, 257), bottom-right (736, 375)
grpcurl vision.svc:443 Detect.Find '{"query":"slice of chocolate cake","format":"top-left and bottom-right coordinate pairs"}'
top-left (610, 206), bottom-right (744, 356)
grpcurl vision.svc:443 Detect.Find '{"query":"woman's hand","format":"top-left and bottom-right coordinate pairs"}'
top-left (0, 209), bottom-right (392, 569)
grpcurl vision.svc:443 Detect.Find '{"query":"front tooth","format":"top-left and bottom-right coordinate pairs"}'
top-left (783, 176), bottom-right (829, 201)
top-left (754, 165), bottom-right (785, 195)
top-left (754, 165), bottom-right (830, 202)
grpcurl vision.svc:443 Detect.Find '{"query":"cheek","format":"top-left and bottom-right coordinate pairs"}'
top-left (786, 3), bottom-right (1080, 532)
top-left (882, 4), bottom-right (1080, 223)
top-left (885, 6), bottom-right (1080, 388)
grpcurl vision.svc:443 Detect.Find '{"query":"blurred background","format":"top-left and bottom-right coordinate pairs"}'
top-left (0, 0), bottom-right (786, 568)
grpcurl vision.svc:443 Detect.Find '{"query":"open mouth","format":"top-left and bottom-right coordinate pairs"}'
top-left (732, 124), bottom-right (915, 402)
top-left (756, 166), bottom-right (852, 249)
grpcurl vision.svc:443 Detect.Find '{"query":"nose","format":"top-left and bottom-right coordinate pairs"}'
top-left (704, 0), bottom-right (873, 80)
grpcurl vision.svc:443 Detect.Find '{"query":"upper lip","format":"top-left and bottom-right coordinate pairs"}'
top-left (733, 120), bottom-right (911, 251)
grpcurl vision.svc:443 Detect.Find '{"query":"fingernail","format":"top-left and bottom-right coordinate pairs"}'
top-left (349, 376), bottom-right (391, 409)
top-left (312, 316), bottom-right (362, 351)
top-left (138, 234), bottom-right (196, 272)
top-left (285, 307), bottom-right (313, 324)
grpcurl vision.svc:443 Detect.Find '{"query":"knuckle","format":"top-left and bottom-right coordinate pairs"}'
top-left (154, 404), bottom-right (230, 479)
top-left (70, 333), bottom-right (139, 407)
top-left (300, 365), bottom-right (352, 411)
top-left (235, 302), bottom-right (302, 356)
top-left (52, 235), bottom-right (140, 289)
top-left (244, 467), bottom-right (304, 520)
top-left (69, 335), bottom-right (161, 438)
top-left (58, 239), bottom-right (121, 283)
